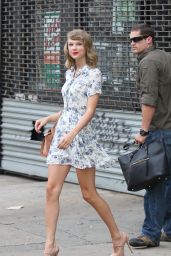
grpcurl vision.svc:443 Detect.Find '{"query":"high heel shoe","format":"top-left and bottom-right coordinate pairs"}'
top-left (111, 232), bottom-right (133, 256)
top-left (44, 245), bottom-right (59, 256)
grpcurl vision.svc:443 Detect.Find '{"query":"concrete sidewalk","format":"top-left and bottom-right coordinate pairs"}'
top-left (0, 173), bottom-right (170, 256)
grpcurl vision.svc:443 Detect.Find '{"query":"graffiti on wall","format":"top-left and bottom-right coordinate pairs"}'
top-left (43, 11), bottom-right (61, 88)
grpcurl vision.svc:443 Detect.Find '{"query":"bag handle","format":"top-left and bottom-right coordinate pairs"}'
top-left (123, 141), bottom-right (136, 150)
top-left (123, 141), bottom-right (141, 162)
top-left (123, 142), bottom-right (148, 164)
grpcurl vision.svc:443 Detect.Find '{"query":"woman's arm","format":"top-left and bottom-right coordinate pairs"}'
top-left (35, 111), bottom-right (61, 133)
top-left (58, 94), bottom-right (99, 149)
top-left (72, 94), bottom-right (100, 134)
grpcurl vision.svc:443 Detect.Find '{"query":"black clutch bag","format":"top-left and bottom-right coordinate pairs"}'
top-left (118, 138), bottom-right (169, 191)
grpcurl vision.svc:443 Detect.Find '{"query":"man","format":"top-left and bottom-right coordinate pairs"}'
top-left (129, 23), bottom-right (171, 248)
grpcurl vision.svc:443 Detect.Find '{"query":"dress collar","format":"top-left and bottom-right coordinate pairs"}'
top-left (71, 65), bottom-right (90, 78)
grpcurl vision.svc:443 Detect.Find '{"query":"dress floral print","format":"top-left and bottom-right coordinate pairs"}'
top-left (47, 65), bottom-right (114, 169)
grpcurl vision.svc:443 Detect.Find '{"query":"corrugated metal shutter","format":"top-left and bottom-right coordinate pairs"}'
top-left (1, 98), bottom-right (143, 195)
top-left (1, 99), bottom-right (57, 178)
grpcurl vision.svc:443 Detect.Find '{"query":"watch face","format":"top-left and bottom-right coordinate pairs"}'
top-left (140, 129), bottom-right (149, 136)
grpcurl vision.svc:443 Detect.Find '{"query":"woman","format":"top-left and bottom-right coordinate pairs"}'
top-left (35, 29), bottom-right (131, 256)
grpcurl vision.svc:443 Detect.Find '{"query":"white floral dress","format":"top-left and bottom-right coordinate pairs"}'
top-left (47, 65), bottom-right (113, 169)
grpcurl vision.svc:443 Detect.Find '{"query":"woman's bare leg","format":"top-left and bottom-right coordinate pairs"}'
top-left (76, 168), bottom-right (125, 255)
top-left (45, 164), bottom-right (70, 251)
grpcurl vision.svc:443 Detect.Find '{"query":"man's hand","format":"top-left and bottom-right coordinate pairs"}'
top-left (135, 134), bottom-right (147, 144)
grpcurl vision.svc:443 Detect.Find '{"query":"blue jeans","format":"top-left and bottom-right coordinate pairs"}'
top-left (142, 130), bottom-right (171, 243)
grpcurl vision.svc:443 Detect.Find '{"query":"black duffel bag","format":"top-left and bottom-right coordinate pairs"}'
top-left (118, 138), bottom-right (169, 191)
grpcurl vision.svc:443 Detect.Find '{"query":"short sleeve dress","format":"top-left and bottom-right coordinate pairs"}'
top-left (47, 65), bottom-right (114, 169)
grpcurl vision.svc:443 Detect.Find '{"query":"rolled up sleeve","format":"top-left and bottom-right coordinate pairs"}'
top-left (139, 60), bottom-right (159, 107)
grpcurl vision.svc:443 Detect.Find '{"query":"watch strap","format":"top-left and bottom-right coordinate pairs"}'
top-left (140, 129), bottom-right (149, 136)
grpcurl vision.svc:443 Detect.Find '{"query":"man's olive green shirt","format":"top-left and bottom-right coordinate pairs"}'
top-left (137, 46), bottom-right (171, 130)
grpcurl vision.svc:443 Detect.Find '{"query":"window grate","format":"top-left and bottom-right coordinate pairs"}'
top-left (1, 0), bottom-right (171, 110)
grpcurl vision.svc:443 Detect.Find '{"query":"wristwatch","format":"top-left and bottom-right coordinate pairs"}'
top-left (139, 129), bottom-right (149, 136)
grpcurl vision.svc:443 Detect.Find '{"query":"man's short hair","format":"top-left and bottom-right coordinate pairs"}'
top-left (131, 23), bottom-right (155, 42)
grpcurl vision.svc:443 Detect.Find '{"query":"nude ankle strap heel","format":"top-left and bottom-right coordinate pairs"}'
top-left (111, 232), bottom-right (133, 256)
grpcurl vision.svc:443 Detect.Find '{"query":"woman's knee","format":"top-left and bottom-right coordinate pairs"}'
top-left (82, 189), bottom-right (97, 204)
top-left (46, 183), bottom-right (61, 201)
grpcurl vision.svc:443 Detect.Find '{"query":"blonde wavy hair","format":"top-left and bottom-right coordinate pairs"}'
top-left (64, 29), bottom-right (98, 69)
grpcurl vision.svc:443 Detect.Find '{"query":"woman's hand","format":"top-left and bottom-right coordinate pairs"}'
top-left (35, 117), bottom-right (48, 133)
top-left (58, 131), bottom-right (76, 149)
